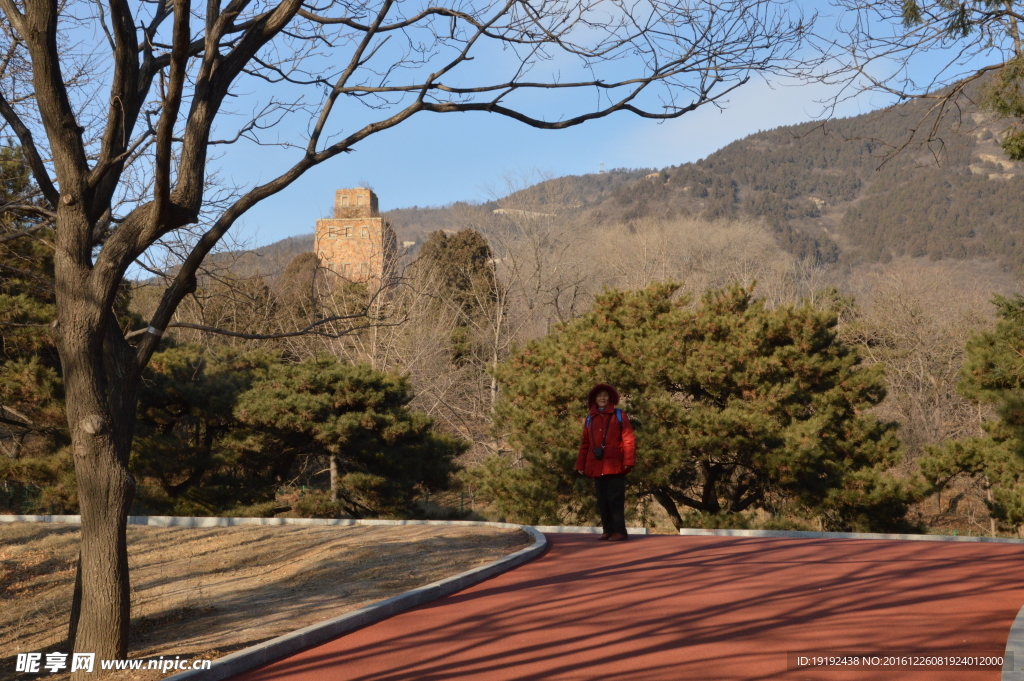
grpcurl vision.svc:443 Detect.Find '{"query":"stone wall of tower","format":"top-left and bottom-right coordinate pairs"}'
top-left (332, 187), bottom-right (379, 219)
top-left (314, 188), bottom-right (396, 282)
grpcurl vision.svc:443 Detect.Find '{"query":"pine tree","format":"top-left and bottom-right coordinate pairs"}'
top-left (131, 345), bottom-right (277, 514)
top-left (480, 283), bottom-right (916, 530)
top-left (413, 229), bottom-right (499, 364)
top-left (235, 356), bottom-right (466, 517)
top-left (918, 295), bottom-right (1024, 529)
top-left (0, 146), bottom-right (71, 512)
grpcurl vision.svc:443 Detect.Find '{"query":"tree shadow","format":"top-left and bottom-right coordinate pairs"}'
top-left (230, 534), bottom-right (1024, 681)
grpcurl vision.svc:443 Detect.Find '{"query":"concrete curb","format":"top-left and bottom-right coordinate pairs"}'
top-left (530, 524), bottom-right (647, 534)
top-left (678, 527), bottom-right (1024, 544)
top-left (1004, 603), bottom-right (1024, 680)
top-left (0, 515), bottom-right (646, 534)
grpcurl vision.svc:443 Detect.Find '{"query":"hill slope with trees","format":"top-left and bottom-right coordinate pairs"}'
top-left (261, 83), bottom-right (1024, 272)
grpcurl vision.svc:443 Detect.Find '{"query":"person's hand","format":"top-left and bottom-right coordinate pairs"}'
top-left (623, 466), bottom-right (634, 474)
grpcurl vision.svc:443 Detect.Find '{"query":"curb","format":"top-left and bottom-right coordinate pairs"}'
top-left (677, 527), bottom-right (1024, 544)
top-left (1004, 602), bottom-right (1024, 680)
top-left (0, 515), bottom-right (646, 534)
top-left (163, 523), bottom-right (547, 681)
top-left (525, 524), bottom-right (647, 534)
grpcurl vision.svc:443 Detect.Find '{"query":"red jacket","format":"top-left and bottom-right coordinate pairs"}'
top-left (576, 384), bottom-right (636, 477)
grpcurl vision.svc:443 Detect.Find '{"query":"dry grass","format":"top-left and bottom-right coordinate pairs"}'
top-left (0, 522), bottom-right (531, 680)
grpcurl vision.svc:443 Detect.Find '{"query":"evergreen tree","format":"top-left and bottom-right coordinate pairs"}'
top-left (0, 146), bottom-right (71, 512)
top-left (480, 283), bottom-right (916, 530)
top-left (235, 356), bottom-right (466, 517)
top-left (131, 346), bottom-right (277, 513)
top-left (414, 229), bottom-right (498, 363)
top-left (416, 229), bottom-right (497, 316)
top-left (919, 295), bottom-right (1024, 529)
top-left (131, 349), bottom-right (467, 517)
top-left (276, 251), bottom-right (320, 318)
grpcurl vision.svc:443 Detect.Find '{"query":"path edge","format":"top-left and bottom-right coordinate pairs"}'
top-left (0, 515), bottom-right (645, 534)
top-left (1004, 602), bottom-right (1024, 680)
top-left (678, 527), bottom-right (1024, 544)
top-left (162, 523), bottom-right (546, 681)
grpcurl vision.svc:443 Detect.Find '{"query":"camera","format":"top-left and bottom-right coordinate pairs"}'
top-left (593, 446), bottom-right (604, 460)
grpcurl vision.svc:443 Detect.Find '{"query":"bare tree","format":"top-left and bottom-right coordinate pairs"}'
top-left (0, 0), bottom-right (810, 660)
top-left (842, 259), bottom-right (1015, 455)
top-left (477, 181), bottom-right (592, 339)
top-left (594, 214), bottom-right (817, 306)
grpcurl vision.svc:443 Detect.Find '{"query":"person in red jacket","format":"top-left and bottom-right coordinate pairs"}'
top-left (576, 383), bottom-right (636, 541)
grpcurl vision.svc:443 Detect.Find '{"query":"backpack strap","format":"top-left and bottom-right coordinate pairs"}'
top-left (615, 408), bottom-right (622, 424)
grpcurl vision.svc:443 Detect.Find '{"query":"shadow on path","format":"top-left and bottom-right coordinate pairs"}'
top-left (230, 535), bottom-right (1024, 681)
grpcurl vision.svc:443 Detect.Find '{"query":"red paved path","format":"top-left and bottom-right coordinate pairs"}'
top-left (233, 534), bottom-right (1024, 680)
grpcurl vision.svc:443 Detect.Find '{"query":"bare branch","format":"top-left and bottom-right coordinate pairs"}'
top-left (152, 0), bottom-right (191, 218)
top-left (0, 321), bottom-right (50, 328)
top-left (1, 203), bottom-right (56, 220)
top-left (0, 90), bottom-right (59, 207)
top-left (298, 6), bottom-right (486, 35)
top-left (0, 221), bottom-right (53, 244)
top-left (0, 0), bottom-right (25, 35)
top-left (125, 315), bottom-right (399, 341)
top-left (804, 0), bottom-right (1024, 156)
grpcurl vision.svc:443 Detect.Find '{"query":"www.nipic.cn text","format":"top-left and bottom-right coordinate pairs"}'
top-left (15, 653), bottom-right (213, 674)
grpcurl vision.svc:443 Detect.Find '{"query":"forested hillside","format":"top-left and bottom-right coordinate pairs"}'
top-left (645, 100), bottom-right (1024, 269)
top-left (267, 85), bottom-right (1024, 272)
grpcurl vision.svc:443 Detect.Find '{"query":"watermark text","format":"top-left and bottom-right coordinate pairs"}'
top-left (16, 653), bottom-right (212, 674)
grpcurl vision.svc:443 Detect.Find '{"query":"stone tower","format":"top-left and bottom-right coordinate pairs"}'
top-left (314, 188), bottom-right (396, 282)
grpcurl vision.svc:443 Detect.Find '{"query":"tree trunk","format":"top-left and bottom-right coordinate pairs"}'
top-left (700, 462), bottom-right (722, 514)
top-left (330, 454), bottom-right (340, 502)
top-left (55, 245), bottom-right (140, 666)
top-left (66, 551), bottom-right (82, 651)
top-left (73, 454), bottom-right (133, 660)
top-left (652, 488), bottom-right (685, 530)
top-left (62, 345), bottom-right (138, 665)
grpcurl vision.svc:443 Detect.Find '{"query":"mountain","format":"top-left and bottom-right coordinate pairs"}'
top-left (253, 82), bottom-right (1024, 272)
top-left (382, 168), bottom-right (654, 243)
top-left (643, 93), bottom-right (1024, 269)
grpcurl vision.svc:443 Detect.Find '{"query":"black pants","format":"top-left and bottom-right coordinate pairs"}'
top-left (594, 474), bottom-right (627, 535)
